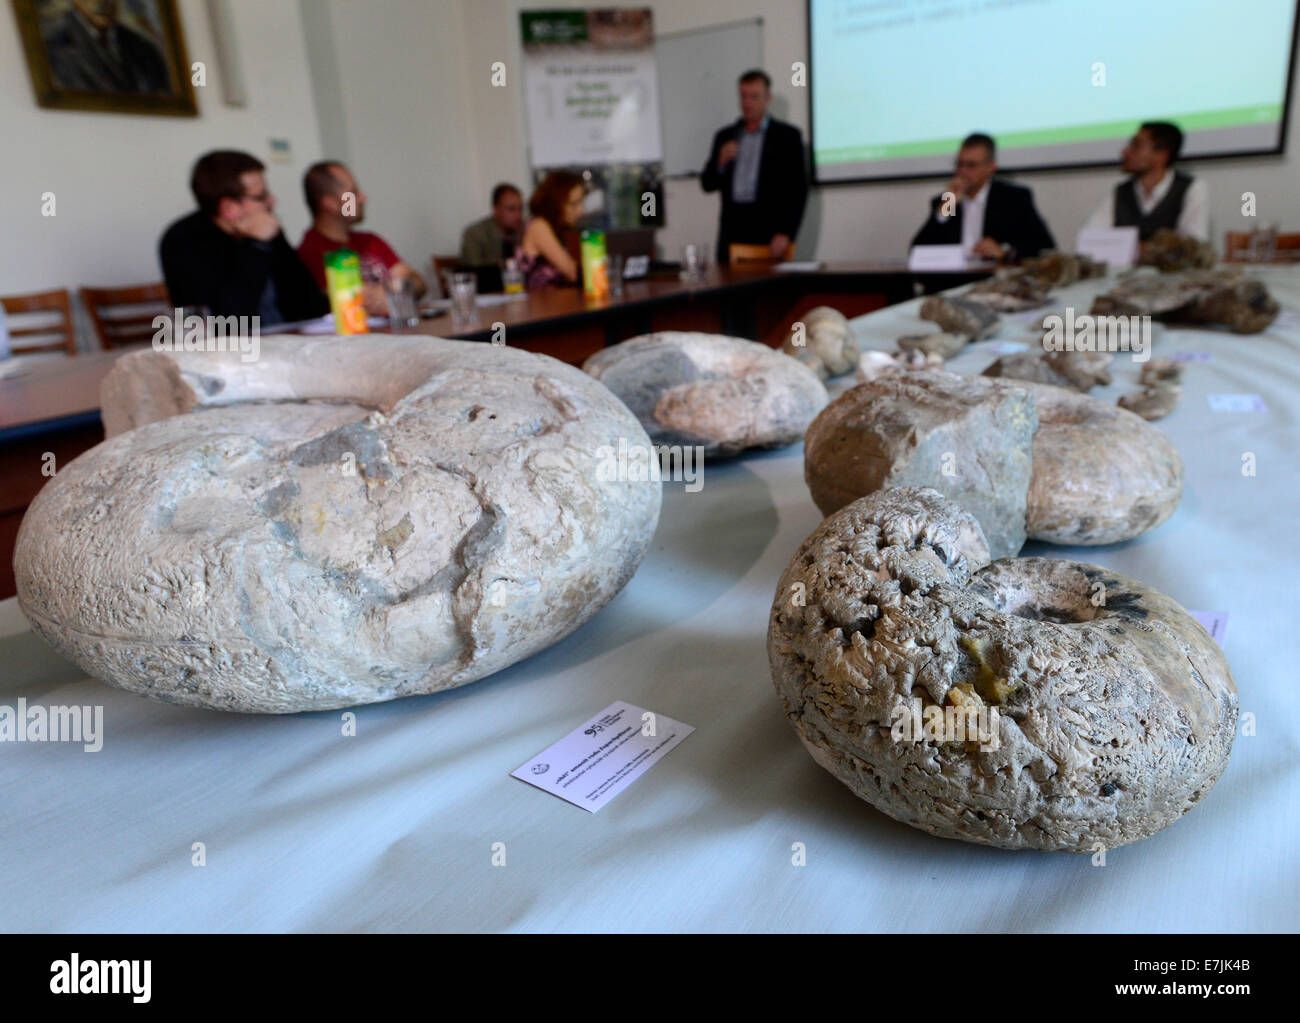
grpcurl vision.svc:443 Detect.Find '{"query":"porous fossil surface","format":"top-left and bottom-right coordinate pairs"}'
top-left (583, 332), bottom-right (828, 457)
top-left (768, 486), bottom-right (1238, 852)
top-left (919, 295), bottom-right (1000, 340)
top-left (964, 271), bottom-right (1049, 312)
top-left (1140, 228), bottom-right (1216, 272)
top-left (1021, 381), bottom-right (1183, 544)
top-left (15, 336), bottom-right (662, 713)
top-left (781, 305), bottom-right (859, 378)
top-left (1019, 250), bottom-right (1108, 286)
top-left (1091, 268), bottom-right (1279, 333)
top-left (804, 371), bottom-right (1036, 559)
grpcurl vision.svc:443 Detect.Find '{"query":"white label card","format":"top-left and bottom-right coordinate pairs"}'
top-left (907, 245), bottom-right (969, 271)
top-left (512, 701), bottom-right (694, 813)
top-left (1076, 227), bottom-right (1139, 269)
top-left (1191, 611), bottom-right (1228, 645)
top-left (1208, 393), bottom-right (1267, 413)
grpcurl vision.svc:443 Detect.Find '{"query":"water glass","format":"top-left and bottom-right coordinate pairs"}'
top-left (451, 272), bottom-right (479, 326)
top-left (608, 253), bottom-right (625, 297)
top-left (502, 259), bottom-right (524, 295)
top-left (681, 243), bottom-right (703, 282)
top-left (384, 273), bottom-right (419, 329)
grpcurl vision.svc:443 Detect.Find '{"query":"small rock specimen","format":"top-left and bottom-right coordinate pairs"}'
top-left (964, 271), bottom-right (1049, 311)
top-left (16, 336), bottom-right (663, 713)
top-left (1019, 250), bottom-right (1108, 286)
top-left (583, 332), bottom-right (828, 457)
top-left (983, 349), bottom-right (1113, 392)
top-left (781, 306), bottom-right (859, 378)
top-left (919, 294), bottom-right (1000, 340)
top-left (1118, 359), bottom-right (1185, 421)
top-left (897, 331), bottom-right (967, 359)
top-left (768, 486), bottom-right (1238, 852)
top-left (1141, 228), bottom-right (1216, 272)
top-left (1021, 381), bottom-right (1184, 544)
top-left (804, 371), bottom-right (1037, 559)
top-left (857, 349), bottom-right (944, 382)
top-left (1091, 268), bottom-right (1279, 334)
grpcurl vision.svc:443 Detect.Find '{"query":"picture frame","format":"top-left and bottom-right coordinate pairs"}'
top-left (11, 0), bottom-right (198, 116)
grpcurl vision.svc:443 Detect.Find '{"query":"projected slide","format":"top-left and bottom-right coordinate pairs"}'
top-left (810, 0), bottom-right (1299, 182)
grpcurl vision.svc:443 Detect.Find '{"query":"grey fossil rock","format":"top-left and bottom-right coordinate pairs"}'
top-left (964, 271), bottom-right (1049, 311)
top-left (803, 371), bottom-right (1037, 559)
top-left (919, 295), bottom-right (1000, 340)
top-left (897, 331), bottom-right (967, 358)
top-left (583, 332), bottom-right (828, 457)
top-left (983, 349), bottom-right (1113, 392)
top-left (1141, 228), bottom-right (1216, 272)
top-left (1091, 268), bottom-right (1279, 333)
top-left (1139, 357), bottom-right (1184, 387)
top-left (1022, 382), bottom-right (1183, 544)
top-left (768, 486), bottom-right (1237, 852)
top-left (15, 336), bottom-right (662, 713)
top-left (1119, 384), bottom-right (1181, 421)
top-left (781, 305), bottom-right (859, 378)
top-left (1019, 250), bottom-right (1108, 286)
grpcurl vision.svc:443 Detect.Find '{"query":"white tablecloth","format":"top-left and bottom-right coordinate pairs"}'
top-left (2, 267), bottom-right (1297, 932)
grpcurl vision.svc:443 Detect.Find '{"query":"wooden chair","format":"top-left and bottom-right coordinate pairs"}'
top-left (432, 254), bottom-right (461, 297)
top-left (1223, 231), bottom-right (1300, 263)
top-left (1, 289), bottom-right (77, 356)
top-left (729, 242), bottom-right (795, 265)
top-left (80, 282), bottom-right (172, 349)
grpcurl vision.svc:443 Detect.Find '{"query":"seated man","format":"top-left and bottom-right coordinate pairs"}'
top-left (911, 133), bottom-right (1055, 261)
top-left (159, 150), bottom-right (328, 326)
top-left (459, 183), bottom-right (525, 268)
top-left (1081, 122), bottom-right (1209, 242)
top-left (298, 161), bottom-right (426, 314)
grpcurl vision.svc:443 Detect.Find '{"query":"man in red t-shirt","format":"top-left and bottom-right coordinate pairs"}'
top-left (298, 161), bottom-right (427, 315)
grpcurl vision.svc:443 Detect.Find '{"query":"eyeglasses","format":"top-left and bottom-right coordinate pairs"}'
top-left (241, 191), bottom-right (272, 205)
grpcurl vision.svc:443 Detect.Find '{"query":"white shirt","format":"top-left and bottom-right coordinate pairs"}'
top-left (934, 181), bottom-right (990, 256)
top-left (1083, 171), bottom-right (1210, 242)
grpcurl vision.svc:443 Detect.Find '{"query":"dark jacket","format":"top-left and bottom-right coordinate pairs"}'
top-left (911, 178), bottom-right (1055, 259)
top-left (159, 211), bottom-right (329, 324)
top-left (701, 117), bottom-right (808, 263)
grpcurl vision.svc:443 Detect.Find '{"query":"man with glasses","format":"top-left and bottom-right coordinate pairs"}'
top-left (160, 150), bottom-right (328, 325)
top-left (910, 133), bottom-right (1055, 262)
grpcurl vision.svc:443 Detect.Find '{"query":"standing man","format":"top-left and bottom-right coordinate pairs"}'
top-left (298, 160), bottom-right (426, 314)
top-left (160, 150), bottom-right (328, 326)
top-left (1081, 122), bottom-right (1209, 242)
top-left (459, 184), bottom-right (525, 268)
top-left (701, 69), bottom-right (808, 264)
top-left (911, 133), bottom-right (1055, 261)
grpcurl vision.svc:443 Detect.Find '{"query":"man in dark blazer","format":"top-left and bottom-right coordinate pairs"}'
top-left (701, 69), bottom-right (808, 264)
top-left (911, 133), bottom-right (1055, 261)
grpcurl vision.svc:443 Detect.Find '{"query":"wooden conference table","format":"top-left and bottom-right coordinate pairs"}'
top-left (0, 261), bottom-right (988, 598)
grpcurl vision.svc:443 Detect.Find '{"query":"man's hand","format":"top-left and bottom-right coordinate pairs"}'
top-left (770, 234), bottom-right (792, 259)
top-left (944, 174), bottom-right (966, 202)
top-left (718, 140), bottom-right (739, 169)
top-left (234, 207), bottom-right (280, 242)
top-left (972, 237), bottom-right (1004, 260)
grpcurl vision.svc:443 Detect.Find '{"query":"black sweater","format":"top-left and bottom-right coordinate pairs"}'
top-left (159, 211), bottom-right (329, 323)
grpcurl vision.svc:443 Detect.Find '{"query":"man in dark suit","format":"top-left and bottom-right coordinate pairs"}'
top-left (911, 133), bottom-right (1055, 261)
top-left (42, 0), bottom-right (170, 94)
top-left (701, 69), bottom-right (808, 264)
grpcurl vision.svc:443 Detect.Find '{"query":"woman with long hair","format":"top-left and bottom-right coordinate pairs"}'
top-left (517, 171), bottom-right (586, 290)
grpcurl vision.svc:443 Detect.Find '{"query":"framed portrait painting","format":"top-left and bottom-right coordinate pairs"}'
top-left (12, 0), bottom-right (198, 115)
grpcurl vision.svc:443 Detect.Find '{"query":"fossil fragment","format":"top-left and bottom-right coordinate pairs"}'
top-left (919, 294), bottom-right (1000, 340)
top-left (781, 305), bottom-right (859, 378)
top-left (983, 349), bottom-right (1113, 392)
top-left (16, 336), bottom-right (662, 713)
top-left (897, 331), bottom-right (967, 358)
top-left (1091, 269), bottom-right (1279, 334)
top-left (1141, 228), bottom-right (1216, 272)
top-left (768, 486), bottom-right (1237, 852)
top-left (584, 332), bottom-right (828, 457)
top-left (1119, 384), bottom-right (1181, 420)
top-left (964, 271), bottom-right (1049, 311)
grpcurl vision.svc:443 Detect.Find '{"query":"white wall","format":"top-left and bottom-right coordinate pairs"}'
top-left (1, 0), bottom-right (324, 347)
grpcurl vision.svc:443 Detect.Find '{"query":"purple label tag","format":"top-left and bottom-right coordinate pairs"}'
top-left (1170, 351), bottom-right (1212, 363)
top-left (1190, 611), bottom-right (1228, 645)
top-left (1208, 394), bottom-right (1267, 413)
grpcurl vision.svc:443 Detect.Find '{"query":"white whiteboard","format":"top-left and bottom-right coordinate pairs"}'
top-left (655, 18), bottom-right (763, 177)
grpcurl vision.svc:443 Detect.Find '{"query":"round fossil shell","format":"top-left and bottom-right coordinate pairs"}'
top-left (1022, 382), bottom-right (1184, 545)
top-left (768, 486), bottom-right (1238, 852)
top-left (781, 306), bottom-right (859, 377)
top-left (15, 336), bottom-right (662, 713)
top-left (583, 331), bottom-right (828, 457)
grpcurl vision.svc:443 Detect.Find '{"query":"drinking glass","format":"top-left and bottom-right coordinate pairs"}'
top-left (451, 272), bottom-right (479, 326)
top-left (502, 259), bottom-right (524, 295)
top-left (681, 243), bottom-right (703, 283)
top-left (384, 273), bottom-right (419, 329)
top-left (608, 253), bottom-right (625, 297)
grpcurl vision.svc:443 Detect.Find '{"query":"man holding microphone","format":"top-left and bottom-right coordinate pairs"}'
top-left (701, 69), bottom-right (808, 264)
